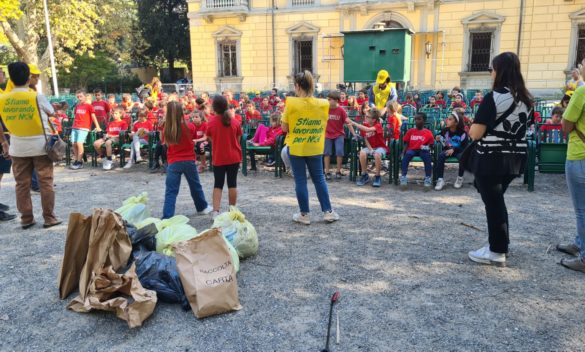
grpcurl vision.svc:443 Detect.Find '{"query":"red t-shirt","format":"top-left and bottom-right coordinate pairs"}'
top-left (229, 99), bottom-right (239, 108)
top-left (356, 97), bottom-right (368, 106)
top-left (361, 121), bottom-right (388, 152)
top-left (234, 114), bottom-right (243, 124)
top-left (404, 128), bottom-right (434, 151)
top-left (246, 110), bottom-right (261, 121)
top-left (50, 117), bottom-right (62, 134)
top-left (387, 114), bottom-right (401, 140)
top-left (193, 122), bottom-right (208, 139)
top-left (73, 103), bottom-right (95, 130)
top-left (338, 99), bottom-right (348, 107)
top-left (326, 107), bottom-right (348, 139)
top-left (206, 116), bottom-right (242, 166)
top-left (133, 120), bottom-right (153, 141)
top-left (92, 100), bottom-right (110, 122)
top-left (268, 95), bottom-right (278, 106)
top-left (435, 99), bottom-right (447, 109)
top-left (107, 120), bottom-right (128, 137)
top-left (166, 123), bottom-right (197, 164)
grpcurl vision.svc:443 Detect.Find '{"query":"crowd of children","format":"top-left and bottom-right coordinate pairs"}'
top-left (51, 81), bottom-right (564, 197)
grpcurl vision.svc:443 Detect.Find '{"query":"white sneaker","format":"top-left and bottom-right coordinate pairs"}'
top-left (435, 178), bottom-right (445, 191)
top-left (293, 213), bottom-right (311, 225)
top-left (323, 210), bottom-right (340, 223)
top-left (123, 161), bottom-right (133, 169)
top-left (468, 245), bottom-right (506, 267)
top-left (198, 205), bottom-right (213, 215)
top-left (211, 210), bottom-right (220, 220)
top-left (454, 176), bottom-right (464, 189)
top-left (103, 159), bottom-right (113, 170)
top-left (136, 156), bottom-right (143, 163)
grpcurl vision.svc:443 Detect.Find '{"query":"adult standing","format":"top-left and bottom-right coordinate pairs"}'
top-left (367, 69), bottom-right (398, 118)
top-left (565, 68), bottom-right (584, 97)
top-left (0, 62), bottom-right (61, 229)
top-left (556, 64), bottom-right (585, 272)
top-left (281, 70), bottom-right (339, 225)
top-left (467, 52), bottom-right (532, 266)
top-left (0, 67), bottom-right (17, 221)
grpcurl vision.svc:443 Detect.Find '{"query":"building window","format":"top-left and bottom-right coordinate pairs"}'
top-left (469, 32), bottom-right (492, 72)
top-left (291, 0), bottom-right (314, 6)
top-left (576, 25), bottom-right (585, 67)
top-left (293, 39), bottom-right (313, 74)
top-left (218, 41), bottom-right (238, 77)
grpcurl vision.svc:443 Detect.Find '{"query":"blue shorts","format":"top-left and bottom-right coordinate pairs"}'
top-left (324, 136), bottom-right (345, 157)
top-left (71, 128), bottom-right (90, 144)
top-left (361, 147), bottom-right (387, 158)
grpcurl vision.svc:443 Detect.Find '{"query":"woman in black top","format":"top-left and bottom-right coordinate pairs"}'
top-left (467, 52), bottom-right (532, 266)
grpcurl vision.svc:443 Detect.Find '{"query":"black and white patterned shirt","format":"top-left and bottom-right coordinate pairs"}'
top-left (472, 88), bottom-right (531, 176)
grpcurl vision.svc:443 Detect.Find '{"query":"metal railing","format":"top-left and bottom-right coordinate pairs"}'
top-left (204, 0), bottom-right (248, 9)
top-left (291, 0), bottom-right (314, 6)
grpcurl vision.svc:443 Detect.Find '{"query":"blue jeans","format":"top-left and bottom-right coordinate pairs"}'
top-left (567, 160), bottom-right (585, 259)
top-left (162, 161), bottom-right (208, 219)
top-left (288, 153), bottom-right (332, 213)
top-left (31, 169), bottom-right (39, 191)
top-left (401, 149), bottom-right (432, 177)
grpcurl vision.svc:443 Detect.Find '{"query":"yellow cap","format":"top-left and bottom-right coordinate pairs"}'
top-left (376, 69), bottom-right (390, 85)
top-left (28, 64), bottom-right (41, 75)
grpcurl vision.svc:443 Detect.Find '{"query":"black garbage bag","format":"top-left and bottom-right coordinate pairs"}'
top-left (134, 250), bottom-right (191, 311)
top-left (128, 223), bottom-right (158, 255)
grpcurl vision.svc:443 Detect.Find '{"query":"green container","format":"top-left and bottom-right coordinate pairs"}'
top-left (342, 28), bottom-right (412, 84)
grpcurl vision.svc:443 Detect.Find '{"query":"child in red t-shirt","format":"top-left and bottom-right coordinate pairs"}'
top-left (248, 112), bottom-right (284, 171)
top-left (435, 91), bottom-right (447, 109)
top-left (356, 90), bottom-right (368, 106)
top-left (70, 90), bottom-right (101, 170)
top-left (386, 102), bottom-right (404, 141)
top-left (94, 107), bottom-right (129, 170)
top-left (338, 91), bottom-right (349, 107)
top-left (400, 112), bottom-right (434, 188)
top-left (107, 94), bottom-right (118, 113)
top-left (540, 106), bottom-right (565, 143)
top-left (124, 109), bottom-right (154, 168)
top-left (350, 108), bottom-right (388, 187)
top-left (92, 89), bottom-right (110, 129)
top-left (192, 111), bottom-right (209, 172)
top-left (324, 91), bottom-right (355, 180)
top-left (268, 88), bottom-right (279, 106)
top-left (245, 101), bottom-right (262, 127)
top-left (161, 101), bottom-right (211, 219)
top-left (450, 93), bottom-right (467, 110)
top-left (259, 97), bottom-right (272, 115)
top-left (470, 90), bottom-right (483, 109)
top-left (206, 96), bottom-right (243, 218)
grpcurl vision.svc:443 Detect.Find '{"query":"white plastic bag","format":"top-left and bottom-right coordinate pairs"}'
top-left (115, 192), bottom-right (150, 225)
top-left (212, 207), bottom-right (259, 259)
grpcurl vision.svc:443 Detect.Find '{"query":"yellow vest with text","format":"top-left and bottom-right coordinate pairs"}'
top-left (0, 91), bottom-right (43, 137)
top-left (283, 97), bottom-right (329, 156)
top-left (372, 82), bottom-right (396, 109)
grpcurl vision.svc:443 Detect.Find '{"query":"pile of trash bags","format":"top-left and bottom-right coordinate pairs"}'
top-left (58, 193), bottom-right (259, 328)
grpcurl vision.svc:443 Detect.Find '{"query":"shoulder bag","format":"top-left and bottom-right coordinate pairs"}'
top-left (38, 100), bottom-right (66, 162)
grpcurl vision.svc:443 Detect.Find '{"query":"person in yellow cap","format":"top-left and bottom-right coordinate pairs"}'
top-left (4, 63), bottom-right (41, 93)
top-left (368, 69), bottom-right (398, 118)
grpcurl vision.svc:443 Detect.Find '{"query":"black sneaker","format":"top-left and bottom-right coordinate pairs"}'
top-left (0, 211), bottom-right (16, 222)
top-left (0, 203), bottom-right (8, 212)
top-left (325, 172), bottom-right (332, 181)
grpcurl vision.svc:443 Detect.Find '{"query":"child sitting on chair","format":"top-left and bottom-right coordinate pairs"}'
top-left (248, 112), bottom-right (284, 171)
top-left (192, 111), bottom-right (209, 172)
top-left (450, 93), bottom-right (467, 109)
top-left (470, 90), bottom-right (483, 108)
top-left (435, 92), bottom-right (447, 109)
top-left (386, 101), bottom-right (403, 140)
top-left (434, 109), bottom-right (468, 190)
top-left (260, 97), bottom-right (272, 115)
top-left (351, 108), bottom-right (388, 188)
top-left (94, 107), bottom-right (128, 170)
top-left (540, 106), bottom-right (564, 143)
top-left (400, 112), bottom-right (434, 189)
top-left (124, 109), bottom-right (153, 169)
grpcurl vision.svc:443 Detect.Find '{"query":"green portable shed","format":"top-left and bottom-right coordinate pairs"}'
top-left (342, 28), bottom-right (413, 86)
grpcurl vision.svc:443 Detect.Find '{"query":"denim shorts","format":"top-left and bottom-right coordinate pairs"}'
top-left (71, 128), bottom-right (90, 144)
top-left (361, 147), bottom-right (386, 158)
top-left (323, 136), bottom-right (345, 157)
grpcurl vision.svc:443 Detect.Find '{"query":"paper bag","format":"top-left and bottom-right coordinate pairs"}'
top-left (77, 208), bottom-right (132, 300)
top-left (58, 213), bottom-right (92, 299)
top-left (68, 264), bottom-right (157, 328)
top-left (175, 228), bottom-right (242, 318)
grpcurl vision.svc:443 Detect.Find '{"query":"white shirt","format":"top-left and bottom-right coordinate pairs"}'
top-left (7, 87), bottom-right (55, 157)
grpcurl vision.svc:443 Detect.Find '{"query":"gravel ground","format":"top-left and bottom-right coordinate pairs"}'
top-left (0, 162), bottom-right (582, 351)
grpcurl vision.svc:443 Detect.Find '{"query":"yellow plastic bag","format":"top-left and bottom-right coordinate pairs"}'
top-left (157, 215), bottom-right (189, 232)
top-left (115, 192), bottom-right (150, 225)
top-left (212, 207), bottom-right (259, 259)
top-left (155, 224), bottom-right (198, 257)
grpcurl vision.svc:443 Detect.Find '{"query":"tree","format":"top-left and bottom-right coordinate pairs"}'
top-left (0, 0), bottom-right (128, 93)
top-left (136, 0), bottom-right (190, 82)
top-left (58, 52), bottom-right (118, 90)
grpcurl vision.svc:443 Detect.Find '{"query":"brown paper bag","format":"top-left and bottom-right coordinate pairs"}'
top-left (68, 264), bottom-right (158, 328)
top-left (175, 228), bottom-right (242, 318)
top-left (77, 208), bottom-right (132, 300)
top-left (58, 213), bottom-right (92, 299)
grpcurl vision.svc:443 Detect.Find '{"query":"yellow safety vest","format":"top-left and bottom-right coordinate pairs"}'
top-left (283, 97), bottom-right (329, 156)
top-left (0, 90), bottom-right (43, 137)
top-left (372, 82), bottom-right (396, 109)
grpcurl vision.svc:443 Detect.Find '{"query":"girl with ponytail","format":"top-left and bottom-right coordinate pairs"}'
top-left (206, 95), bottom-right (243, 219)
